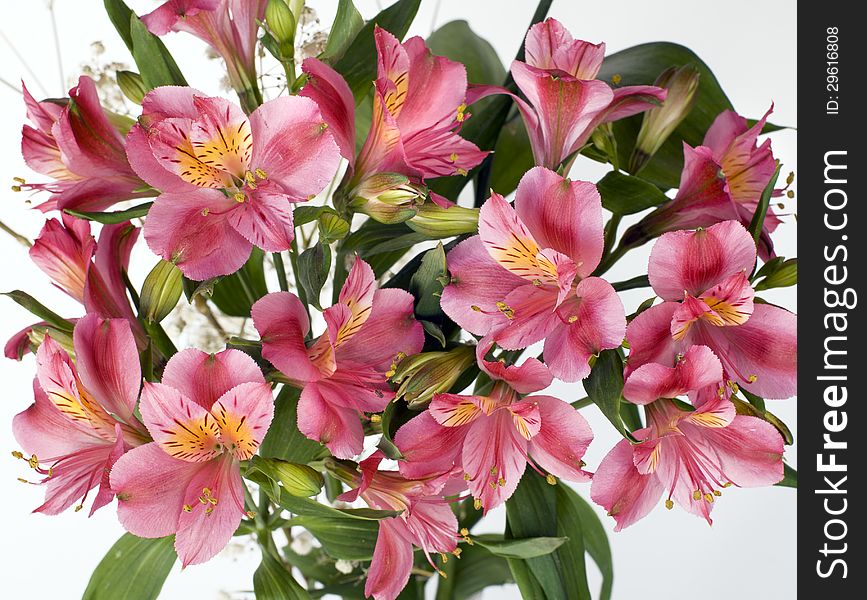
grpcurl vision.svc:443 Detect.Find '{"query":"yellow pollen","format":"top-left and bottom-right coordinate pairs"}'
top-left (704, 493), bottom-right (714, 503)
top-left (245, 171), bottom-right (256, 184)
top-left (455, 167), bottom-right (468, 176)
top-left (233, 192), bottom-right (246, 203)
top-left (13, 177), bottom-right (25, 184)
top-left (567, 315), bottom-right (578, 324)
top-left (463, 473), bottom-right (471, 481)
top-left (724, 482), bottom-right (733, 488)
top-left (437, 569), bottom-right (447, 578)
top-left (713, 490), bottom-right (722, 497)
top-left (611, 74), bottom-right (622, 85)
top-left (495, 301), bottom-right (514, 319)
top-left (692, 490), bottom-right (702, 501)
top-left (74, 504), bottom-right (84, 512)
top-left (449, 153), bottom-right (458, 162)
top-left (786, 190), bottom-right (795, 199)
top-left (440, 553), bottom-right (448, 563)
top-left (456, 103), bottom-right (468, 122)
top-left (497, 477), bottom-right (506, 487)
top-left (370, 414), bottom-right (382, 423)
top-left (665, 499), bottom-right (674, 510)
top-left (246, 510), bottom-right (257, 518)
top-left (470, 305), bottom-right (482, 312)
top-left (205, 506), bottom-right (214, 515)
top-left (490, 466), bottom-right (498, 476)
top-left (255, 168), bottom-right (268, 179)
top-left (17, 478), bottom-right (29, 484)
top-left (27, 454), bottom-right (39, 469)
top-left (473, 498), bottom-right (483, 510)
top-left (183, 504), bottom-right (193, 512)
top-left (460, 528), bottom-right (469, 537)
top-left (748, 374), bottom-right (758, 383)
top-left (11, 185), bottom-right (21, 192)
top-left (786, 171), bottom-right (795, 185)
top-left (201, 208), bottom-right (210, 216)
top-left (11, 451), bottom-right (24, 460)
top-left (532, 279), bottom-right (543, 286)
top-left (546, 474), bottom-right (557, 486)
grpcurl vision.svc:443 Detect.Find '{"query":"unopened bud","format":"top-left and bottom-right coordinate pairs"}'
top-left (116, 70), bottom-right (147, 105)
top-left (266, 0), bottom-right (297, 46)
top-left (406, 202), bottom-right (479, 238)
top-left (323, 457), bottom-right (361, 487)
top-left (349, 173), bottom-right (427, 224)
top-left (140, 259), bottom-right (183, 323)
top-left (754, 257), bottom-right (797, 291)
top-left (630, 65), bottom-right (700, 173)
top-left (391, 345), bottom-right (475, 407)
top-left (263, 458), bottom-right (324, 497)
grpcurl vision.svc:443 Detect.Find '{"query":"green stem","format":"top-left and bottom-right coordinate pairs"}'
top-left (611, 274), bottom-right (650, 292)
top-left (272, 252), bottom-right (289, 292)
top-left (289, 239), bottom-right (312, 325)
top-left (593, 241), bottom-right (632, 277)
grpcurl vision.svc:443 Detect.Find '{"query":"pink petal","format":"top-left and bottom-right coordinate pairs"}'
top-left (624, 301), bottom-right (682, 378)
top-left (623, 345), bottom-right (723, 404)
top-left (189, 95), bottom-right (252, 179)
top-left (394, 411), bottom-right (466, 480)
top-left (331, 256), bottom-right (377, 346)
top-left (524, 19), bottom-right (604, 79)
top-left (297, 382), bottom-right (363, 459)
top-left (600, 85), bottom-right (667, 123)
top-left (249, 96), bottom-right (341, 199)
top-left (365, 518), bottom-right (415, 600)
top-left (90, 425), bottom-right (127, 516)
top-left (139, 382), bottom-right (222, 462)
top-left (73, 314), bottom-right (141, 426)
top-left (429, 392), bottom-right (484, 428)
top-left (301, 58), bottom-right (356, 164)
top-left (527, 395), bottom-right (592, 482)
top-left (126, 124), bottom-right (194, 192)
top-left (210, 382), bottom-right (275, 460)
top-left (591, 437), bottom-right (664, 531)
top-left (514, 167), bottom-right (604, 277)
top-left (34, 443), bottom-right (118, 515)
top-left (175, 456), bottom-right (246, 567)
top-left (141, 0), bottom-right (221, 36)
top-left (335, 289), bottom-right (424, 371)
top-left (475, 335), bottom-right (552, 394)
top-left (463, 410), bottom-right (527, 512)
top-left (544, 277), bottom-right (626, 382)
top-left (440, 236), bottom-right (525, 336)
top-left (404, 498), bottom-right (459, 554)
top-left (162, 347), bottom-right (266, 410)
top-left (649, 220), bottom-right (757, 300)
top-left (227, 183), bottom-right (295, 252)
top-left (316, 375), bottom-right (392, 414)
top-left (492, 284), bottom-right (559, 350)
top-left (111, 443), bottom-right (201, 537)
top-left (143, 188), bottom-right (252, 280)
top-left (29, 215), bottom-right (94, 303)
top-left (251, 292), bottom-right (322, 383)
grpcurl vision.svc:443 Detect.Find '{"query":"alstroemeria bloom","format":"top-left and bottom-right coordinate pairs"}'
top-left (626, 220), bottom-right (797, 399)
top-left (110, 348), bottom-right (274, 566)
top-left (126, 86), bottom-right (340, 279)
top-left (252, 257), bottom-right (423, 458)
top-left (142, 0), bottom-right (267, 112)
top-left (12, 315), bottom-right (148, 515)
top-left (471, 18), bottom-right (665, 170)
top-left (329, 452), bottom-right (461, 600)
top-left (23, 216), bottom-right (146, 351)
top-left (17, 77), bottom-right (148, 212)
top-left (622, 106), bottom-right (782, 259)
top-left (394, 350), bottom-right (592, 512)
top-left (301, 26), bottom-right (487, 213)
top-left (441, 166), bottom-right (626, 382)
top-left (592, 345), bottom-right (784, 529)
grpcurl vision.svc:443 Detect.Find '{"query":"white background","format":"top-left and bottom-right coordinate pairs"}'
top-left (0, 1), bottom-right (796, 599)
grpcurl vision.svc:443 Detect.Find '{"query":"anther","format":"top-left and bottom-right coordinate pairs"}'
top-left (546, 474), bottom-right (557, 485)
top-left (692, 490), bottom-right (702, 501)
top-left (254, 168), bottom-right (268, 179)
top-left (233, 192), bottom-right (246, 203)
top-left (704, 493), bottom-right (714, 503)
top-left (665, 499), bottom-right (674, 510)
top-left (183, 505), bottom-right (193, 512)
top-left (370, 414), bottom-right (382, 423)
top-left (473, 497), bottom-right (482, 510)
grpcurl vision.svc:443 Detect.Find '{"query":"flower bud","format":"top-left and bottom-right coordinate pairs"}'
top-left (265, 0), bottom-right (297, 46)
top-left (116, 70), bottom-right (147, 105)
top-left (406, 202), bottom-right (479, 238)
top-left (630, 65), bottom-right (700, 173)
top-left (349, 173), bottom-right (427, 224)
top-left (390, 345), bottom-right (475, 407)
top-left (754, 257), bottom-right (797, 291)
top-left (323, 457), bottom-right (361, 487)
top-left (140, 259), bottom-right (183, 323)
top-left (262, 458), bottom-right (324, 497)
top-left (28, 326), bottom-right (75, 358)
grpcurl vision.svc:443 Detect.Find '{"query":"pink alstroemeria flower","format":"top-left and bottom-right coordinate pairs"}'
top-left (440, 166), bottom-right (626, 382)
top-left (592, 345), bottom-right (784, 530)
top-left (470, 18), bottom-right (665, 171)
top-left (394, 350), bottom-right (592, 512)
top-left (17, 77), bottom-right (149, 212)
top-left (252, 257), bottom-right (424, 458)
top-left (126, 86), bottom-right (340, 279)
top-left (12, 314), bottom-right (148, 515)
top-left (329, 452), bottom-right (462, 600)
top-left (626, 220), bottom-right (797, 399)
top-left (301, 26), bottom-right (487, 203)
top-left (22, 216), bottom-right (146, 351)
top-left (142, 0), bottom-right (266, 111)
top-left (622, 106), bottom-right (783, 259)
top-left (110, 348), bottom-right (274, 567)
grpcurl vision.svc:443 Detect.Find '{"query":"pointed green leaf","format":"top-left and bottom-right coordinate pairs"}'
top-left (472, 534), bottom-right (568, 559)
top-left (65, 202), bottom-right (153, 224)
top-left (259, 386), bottom-right (326, 464)
top-left (253, 551), bottom-right (311, 600)
top-left (297, 242), bottom-right (332, 310)
top-left (585, 349), bottom-right (637, 441)
top-left (129, 13), bottom-right (187, 89)
top-left (596, 170), bottom-right (669, 215)
top-left (322, 0), bottom-right (364, 62)
top-left (2, 291), bottom-right (73, 333)
top-left (82, 534), bottom-right (176, 600)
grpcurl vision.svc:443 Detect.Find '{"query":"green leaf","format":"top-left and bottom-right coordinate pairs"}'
top-left (585, 349), bottom-right (637, 441)
top-left (332, 0), bottom-right (421, 101)
top-left (427, 20), bottom-right (505, 86)
top-left (259, 386), bottom-right (326, 464)
top-left (318, 211), bottom-right (351, 244)
top-left (473, 534), bottom-right (568, 559)
top-left (253, 551), bottom-right (311, 600)
top-left (322, 0), bottom-right (364, 62)
top-left (446, 544), bottom-right (514, 600)
top-left (611, 274), bottom-right (651, 292)
top-left (375, 399), bottom-right (405, 460)
top-left (342, 220), bottom-right (416, 277)
top-left (490, 115), bottom-right (534, 196)
top-left (563, 487), bottom-right (613, 600)
top-left (776, 463), bottom-right (798, 488)
top-left (286, 515), bottom-right (379, 560)
top-left (2, 291), bottom-right (73, 333)
top-left (297, 242), bottom-right (332, 310)
top-left (128, 13), bottom-right (187, 89)
top-left (748, 162), bottom-right (782, 246)
top-left (65, 202), bottom-right (153, 224)
top-left (596, 170), bottom-right (669, 215)
top-left (210, 248), bottom-right (268, 316)
top-left (409, 243), bottom-right (448, 320)
top-left (103, 0), bottom-right (135, 50)
top-left (597, 43), bottom-right (733, 189)
top-left (82, 534), bottom-right (176, 600)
